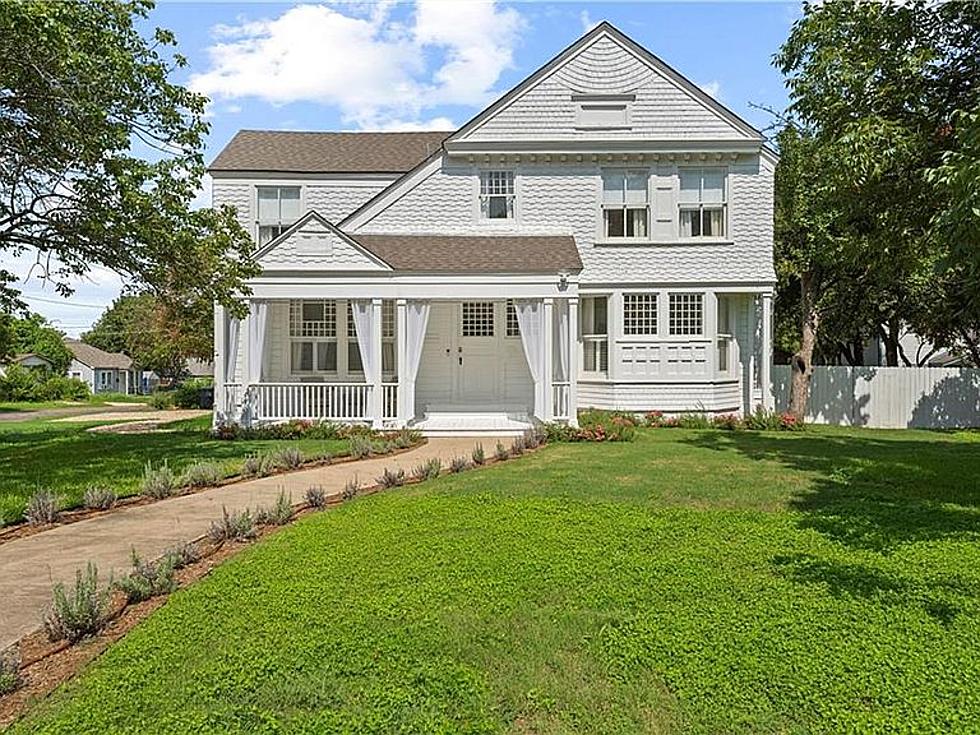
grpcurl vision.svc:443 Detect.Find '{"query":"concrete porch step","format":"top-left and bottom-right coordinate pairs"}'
top-left (412, 410), bottom-right (534, 437)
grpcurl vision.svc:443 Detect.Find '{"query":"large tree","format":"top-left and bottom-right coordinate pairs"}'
top-left (83, 292), bottom-right (211, 380)
top-left (0, 312), bottom-right (72, 372)
top-left (0, 0), bottom-right (257, 315)
top-left (773, 0), bottom-right (980, 418)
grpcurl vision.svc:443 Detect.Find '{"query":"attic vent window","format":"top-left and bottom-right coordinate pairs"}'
top-left (573, 94), bottom-right (634, 130)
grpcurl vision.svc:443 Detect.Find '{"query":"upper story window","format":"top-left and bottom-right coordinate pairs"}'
top-left (257, 186), bottom-right (301, 246)
top-left (602, 170), bottom-right (648, 239)
top-left (479, 171), bottom-right (515, 219)
top-left (679, 168), bottom-right (726, 238)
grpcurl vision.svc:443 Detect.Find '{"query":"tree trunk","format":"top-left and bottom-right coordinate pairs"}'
top-left (959, 328), bottom-right (980, 367)
top-left (788, 271), bottom-right (819, 421)
top-left (878, 319), bottom-right (901, 367)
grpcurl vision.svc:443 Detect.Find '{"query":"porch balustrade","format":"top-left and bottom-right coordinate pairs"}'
top-left (221, 382), bottom-right (400, 424)
top-left (552, 382), bottom-right (571, 420)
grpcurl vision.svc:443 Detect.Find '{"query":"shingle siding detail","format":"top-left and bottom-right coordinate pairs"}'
top-left (461, 35), bottom-right (752, 142)
top-left (354, 157), bottom-right (775, 285)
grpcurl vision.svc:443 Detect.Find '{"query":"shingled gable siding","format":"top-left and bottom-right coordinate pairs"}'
top-left (459, 35), bottom-right (754, 142)
top-left (352, 156), bottom-right (774, 285)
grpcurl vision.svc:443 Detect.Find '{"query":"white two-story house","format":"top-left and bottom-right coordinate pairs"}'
top-left (211, 22), bottom-right (776, 433)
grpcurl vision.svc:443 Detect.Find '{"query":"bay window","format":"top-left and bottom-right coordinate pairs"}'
top-left (679, 168), bottom-right (726, 238)
top-left (622, 293), bottom-right (658, 335)
top-left (257, 186), bottom-right (301, 246)
top-left (602, 169), bottom-right (649, 239)
top-left (669, 293), bottom-right (704, 336)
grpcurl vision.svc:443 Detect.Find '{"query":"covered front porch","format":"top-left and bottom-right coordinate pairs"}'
top-left (214, 290), bottom-right (580, 433)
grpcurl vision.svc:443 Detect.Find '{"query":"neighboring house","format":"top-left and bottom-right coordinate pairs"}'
top-left (65, 340), bottom-right (138, 394)
top-left (184, 358), bottom-right (214, 380)
top-left (211, 22), bottom-right (776, 432)
top-left (0, 353), bottom-right (54, 377)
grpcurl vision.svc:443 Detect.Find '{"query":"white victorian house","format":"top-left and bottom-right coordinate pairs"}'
top-left (211, 22), bottom-right (776, 434)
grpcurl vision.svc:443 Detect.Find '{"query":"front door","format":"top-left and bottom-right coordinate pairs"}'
top-left (457, 301), bottom-right (499, 404)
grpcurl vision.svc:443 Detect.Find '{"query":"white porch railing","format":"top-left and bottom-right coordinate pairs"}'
top-left (220, 383), bottom-right (242, 416)
top-left (382, 383), bottom-right (398, 420)
top-left (248, 383), bottom-right (372, 422)
top-left (552, 382), bottom-right (571, 420)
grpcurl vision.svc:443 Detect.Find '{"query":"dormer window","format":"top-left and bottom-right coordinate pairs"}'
top-left (602, 169), bottom-right (649, 239)
top-left (479, 171), bottom-right (514, 219)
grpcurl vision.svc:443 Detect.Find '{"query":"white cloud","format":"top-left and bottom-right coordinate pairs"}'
top-left (579, 10), bottom-right (600, 33)
top-left (699, 80), bottom-right (721, 98)
top-left (191, 1), bottom-right (526, 129)
top-left (372, 116), bottom-right (456, 132)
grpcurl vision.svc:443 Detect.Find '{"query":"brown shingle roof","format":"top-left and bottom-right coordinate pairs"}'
top-left (65, 340), bottom-right (132, 369)
top-left (352, 234), bottom-right (583, 273)
top-left (209, 130), bottom-right (451, 174)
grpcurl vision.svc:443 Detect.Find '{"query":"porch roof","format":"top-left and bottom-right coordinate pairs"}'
top-left (352, 234), bottom-right (583, 274)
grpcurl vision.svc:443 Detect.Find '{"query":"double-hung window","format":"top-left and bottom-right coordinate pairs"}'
top-left (669, 293), bottom-right (704, 336)
top-left (581, 296), bottom-right (609, 374)
top-left (679, 168), bottom-right (726, 238)
top-left (257, 186), bottom-right (301, 246)
top-left (290, 300), bottom-right (337, 373)
top-left (602, 170), bottom-right (649, 239)
top-left (479, 171), bottom-right (514, 219)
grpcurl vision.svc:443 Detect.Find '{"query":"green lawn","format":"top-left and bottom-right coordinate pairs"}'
top-left (11, 427), bottom-right (980, 733)
top-left (0, 395), bottom-right (151, 413)
top-left (0, 416), bottom-right (348, 525)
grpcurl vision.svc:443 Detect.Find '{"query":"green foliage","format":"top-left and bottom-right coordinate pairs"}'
top-left (494, 441), bottom-right (510, 461)
top-left (471, 443), bottom-right (485, 466)
top-left (255, 491), bottom-right (294, 527)
top-left (545, 410), bottom-right (638, 443)
top-left (82, 486), bottom-right (116, 511)
top-left (114, 549), bottom-right (178, 603)
top-left (207, 506), bottom-right (256, 544)
top-left (147, 390), bottom-right (175, 410)
top-left (348, 435), bottom-right (373, 460)
top-left (2, 314), bottom-right (73, 374)
top-left (0, 364), bottom-right (90, 403)
top-left (16, 427), bottom-right (980, 732)
top-left (264, 446), bottom-right (304, 472)
top-left (172, 377), bottom-right (211, 409)
top-left (141, 461), bottom-right (176, 499)
top-left (377, 467), bottom-right (406, 489)
top-left (213, 419), bottom-right (371, 442)
top-left (43, 562), bottom-right (110, 643)
top-left (304, 485), bottom-right (328, 509)
top-left (0, 647), bottom-right (20, 696)
top-left (24, 487), bottom-right (59, 525)
top-left (412, 458), bottom-right (442, 482)
top-left (0, 0), bottom-right (258, 315)
top-left (180, 460), bottom-right (223, 488)
top-left (449, 455), bottom-right (469, 473)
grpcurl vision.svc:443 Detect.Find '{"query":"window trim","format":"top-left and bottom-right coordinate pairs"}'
top-left (256, 185), bottom-right (302, 246)
top-left (668, 292), bottom-right (705, 337)
top-left (477, 170), bottom-right (516, 221)
top-left (677, 167), bottom-right (728, 240)
top-left (621, 291), bottom-right (659, 337)
top-left (581, 295), bottom-right (610, 375)
top-left (599, 168), bottom-right (650, 242)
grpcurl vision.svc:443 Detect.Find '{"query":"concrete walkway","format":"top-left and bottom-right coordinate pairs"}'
top-left (0, 437), bottom-right (499, 651)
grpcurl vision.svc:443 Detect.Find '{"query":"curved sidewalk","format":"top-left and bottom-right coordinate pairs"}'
top-left (0, 437), bottom-right (497, 651)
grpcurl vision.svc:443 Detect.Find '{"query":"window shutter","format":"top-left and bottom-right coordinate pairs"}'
top-left (651, 165), bottom-right (676, 240)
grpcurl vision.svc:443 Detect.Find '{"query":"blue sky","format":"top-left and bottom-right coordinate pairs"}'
top-left (9, 1), bottom-right (799, 336)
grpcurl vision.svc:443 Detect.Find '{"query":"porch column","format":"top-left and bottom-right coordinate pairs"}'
top-left (705, 291), bottom-right (719, 377)
top-left (213, 303), bottom-right (225, 425)
top-left (542, 298), bottom-right (554, 422)
top-left (370, 298), bottom-right (384, 429)
top-left (761, 291), bottom-right (774, 409)
top-left (395, 298), bottom-right (408, 426)
top-left (240, 303), bottom-right (253, 426)
top-left (568, 297), bottom-right (579, 427)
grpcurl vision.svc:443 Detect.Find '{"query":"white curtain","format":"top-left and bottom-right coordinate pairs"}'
top-left (246, 302), bottom-right (268, 385)
top-left (554, 299), bottom-right (569, 383)
top-left (351, 300), bottom-right (378, 381)
top-left (402, 301), bottom-right (430, 420)
top-left (225, 316), bottom-right (240, 384)
top-left (515, 299), bottom-right (547, 419)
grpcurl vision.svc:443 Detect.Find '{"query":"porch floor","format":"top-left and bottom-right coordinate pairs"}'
top-left (412, 408), bottom-right (534, 437)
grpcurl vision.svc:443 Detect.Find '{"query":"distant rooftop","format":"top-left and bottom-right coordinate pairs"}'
top-left (209, 130), bottom-right (451, 174)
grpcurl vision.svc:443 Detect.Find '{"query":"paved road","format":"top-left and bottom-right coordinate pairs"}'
top-left (0, 436), bottom-right (499, 651)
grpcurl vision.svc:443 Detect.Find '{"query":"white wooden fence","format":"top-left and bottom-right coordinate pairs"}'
top-left (773, 366), bottom-right (980, 429)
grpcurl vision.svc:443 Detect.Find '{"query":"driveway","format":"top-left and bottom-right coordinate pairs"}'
top-left (0, 436), bottom-right (501, 651)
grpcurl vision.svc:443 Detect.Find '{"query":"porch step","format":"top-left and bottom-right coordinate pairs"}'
top-left (412, 410), bottom-right (534, 437)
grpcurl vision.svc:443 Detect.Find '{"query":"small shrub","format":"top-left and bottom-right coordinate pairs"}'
top-left (744, 406), bottom-right (803, 431)
top-left (522, 428), bottom-right (541, 450)
top-left (163, 541), bottom-right (199, 568)
top-left (142, 461), bottom-right (176, 499)
top-left (676, 412), bottom-right (712, 429)
top-left (266, 446), bottom-right (304, 472)
top-left (241, 454), bottom-right (264, 477)
top-left (645, 410), bottom-right (666, 427)
top-left (412, 458), bottom-right (442, 481)
top-left (471, 443), bottom-right (486, 465)
top-left (510, 435), bottom-right (526, 456)
top-left (342, 476), bottom-right (359, 501)
top-left (114, 549), bottom-right (178, 603)
top-left (374, 440), bottom-right (396, 455)
top-left (82, 486), bottom-right (116, 511)
top-left (377, 467), bottom-right (406, 488)
top-left (779, 412), bottom-right (804, 431)
top-left (349, 435), bottom-right (373, 460)
top-left (255, 491), bottom-right (294, 526)
top-left (181, 461), bottom-right (223, 488)
top-left (147, 391), bottom-right (175, 410)
top-left (542, 422), bottom-right (577, 442)
top-left (391, 429), bottom-right (416, 449)
top-left (24, 488), bottom-right (59, 525)
top-left (712, 413), bottom-right (742, 430)
top-left (449, 455), bottom-right (469, 473)
top-left (494, 441), bottom-right (509, 461)
top-left (207, 506), bottom-right (256, 544)
top-left (43, 562), bottom-right (111, 643)
top-left (0, 647), bottom-right (21, 696)
top-left (305, 484), bottom-right (328, 508)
